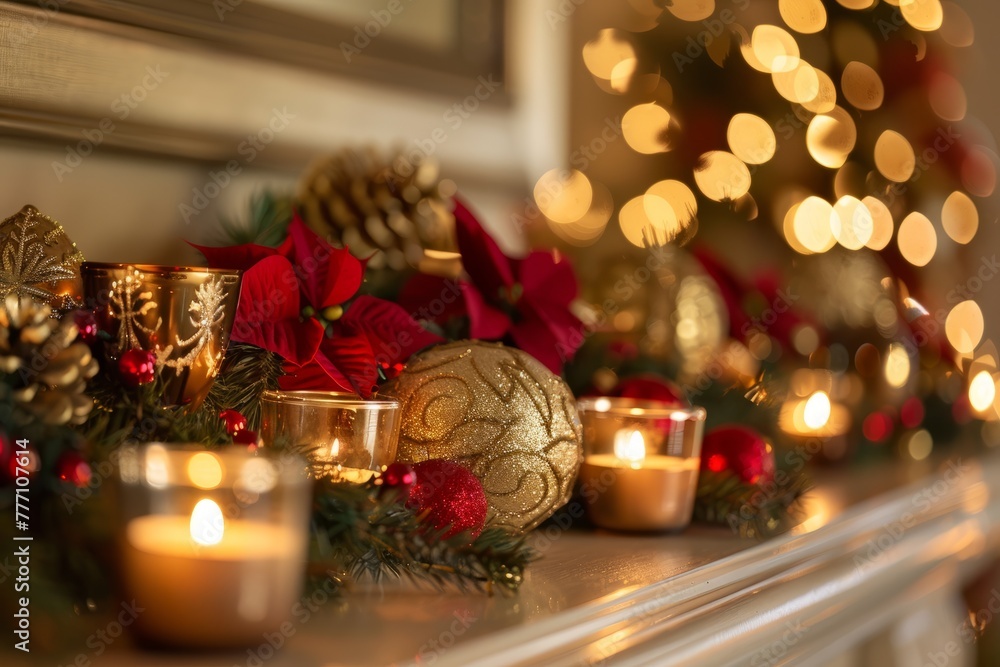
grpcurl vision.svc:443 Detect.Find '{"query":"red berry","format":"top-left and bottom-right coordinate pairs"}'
top-left (56, 451), bottom-right (92, 488)
top-left (233, 429), bottom-right (259, 446)
top-left (219, 409), bottom-right (248, 436)
top-left (119, 350), bottom-right (157, 387)
top-left (73, 310), bottom-right (99, 345)
top-left (381, 462), bottom-right (417, 497)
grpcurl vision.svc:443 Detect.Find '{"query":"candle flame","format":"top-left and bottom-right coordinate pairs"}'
top-left (803, 391), bottom-right (832, 430)
top-left (190, 498), bottom-right (224, 546)
top-left (330, 438), bottom-right (340, 458)
top-left (614, 430), bottom-right (646, 468)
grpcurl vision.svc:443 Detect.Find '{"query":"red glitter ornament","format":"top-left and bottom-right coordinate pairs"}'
top-left (56, 451), bottom-right (92, 488)
top-left (219, 409), bottom-right (248, 436)
top-left (407, 460), bottom-right (488, 539)
top-left (700, 425), bottom-right (775, 485)
top-left (381, 462), bottom-right (417, 495)
top-left (118, 350), bottom-right (157, 387)
top-left (73, 310), bottom-right (99, 345)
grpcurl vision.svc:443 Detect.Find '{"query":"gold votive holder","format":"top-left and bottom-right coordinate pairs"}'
top-left (259, 390), bottom-right (401, 482)
top-left (577, 397), bottom-right (706, 532)
top-left (116, 444), bottom-right (311, 648)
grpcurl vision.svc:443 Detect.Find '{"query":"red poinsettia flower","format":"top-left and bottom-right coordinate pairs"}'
top-left (401, 199), bottom-right (583, 373)
top-left (192, 215), bottom-right (441, 397)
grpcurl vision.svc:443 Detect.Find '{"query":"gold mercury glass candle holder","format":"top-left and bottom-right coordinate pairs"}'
top-left (576, 397), bottom-right (707, 532)
top-left (116, 444), bottom-right (312, 648)
top-left (259, 390), bottom-right (401, 482)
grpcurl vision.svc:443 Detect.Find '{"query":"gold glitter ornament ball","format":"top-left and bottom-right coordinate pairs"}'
top-left (384, 340), bottom-right (583, 533)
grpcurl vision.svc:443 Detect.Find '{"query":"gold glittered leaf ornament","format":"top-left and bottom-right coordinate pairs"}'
top-left (0, 205), bottom-right (84, 311)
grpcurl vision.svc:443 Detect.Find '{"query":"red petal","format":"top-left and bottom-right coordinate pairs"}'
top-left (278, 359), bottom-right (353, 393)
top-left (519, 251), bottom-right (578, 306)
top-left (342, 295), bottom-right (443, 366)
top-left (462, 283), bottom-right (511, 340)
top-left (230, 256), bottom-right (324, 365)
top-left (453, 198), bottom-right (515, 300)
top-left (287, 216), bottom-right (364, 308)
top-left (398, 273), bottom-right (467, 325)
top-left (510, 298), bottom-right (584, 373)
top-left (189, 241), bottom-right (281, 271)
top-left (316, 326), bottom-right (380, 398)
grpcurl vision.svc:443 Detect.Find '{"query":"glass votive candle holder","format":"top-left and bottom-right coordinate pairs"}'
top-left (576, 398), bottom-right (707, 532)
top-left (259, 390), bottom-right (401, 482)
top-left (116, 444), bottom-right (311, 648)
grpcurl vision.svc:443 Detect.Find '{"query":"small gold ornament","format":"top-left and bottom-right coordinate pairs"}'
top-left (0, 295), bottom-right (97, 425)
top-left (0, 205), bottom-right (85, 310)
top-left (384, 340), bottom-right (583, 533)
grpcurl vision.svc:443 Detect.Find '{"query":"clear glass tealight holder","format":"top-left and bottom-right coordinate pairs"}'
top-left (116, 444), bottom-right (311, 648)
top-left (259, 390), bottom-right (401, 482)
top-left (576, 397), bottom-right (707, 532)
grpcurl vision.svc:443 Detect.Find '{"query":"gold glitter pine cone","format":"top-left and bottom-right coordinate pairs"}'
top-left (0, 295), bottom-right (97, 425)
top-left (296, 146), bottom-right (457, 271)
top-left (0, 204), bottom-right (85, 311)
top-left (383, 340), bottom-right (583, 533)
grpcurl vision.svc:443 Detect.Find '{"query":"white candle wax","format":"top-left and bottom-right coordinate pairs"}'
top-left (579, 454), bottom-right (700, 531)
top-left (122, 511), bottom-right (306, 647)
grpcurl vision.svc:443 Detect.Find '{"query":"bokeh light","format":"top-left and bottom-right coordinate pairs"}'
top-left (622, 103), bottom-right (674, 154)
top-left (941, 191), bottom-right (978, 244)
top-left (727, 113), bottom-right (776, 164)
top-left (693, 151), bottom-right (751, 202)
top-left (945, 300), bottom-right (985, 354)
top-left (896, 212), bottom-right (937, 266)
top-left (807, 106), bottom-right (857, 168)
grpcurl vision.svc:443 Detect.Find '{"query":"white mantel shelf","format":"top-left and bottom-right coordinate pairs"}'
top-left (21, 451), bottom-right (1000, 667)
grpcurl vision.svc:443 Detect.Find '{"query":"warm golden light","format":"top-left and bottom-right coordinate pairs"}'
top-left (901, 0), bottom-right (944, 32)
top-left (942, 191), bottom-right (978, 244)
top-left (803, 391), bottom-right (832, 430)
top-left (874, 130), bottom-right (916, 182)
top-left (793, 196), bottom-right (837, 253)
top-left (969, 371), bottom-right (996, 413)
top-left (885, 343), bottom-right (911, 389)
top-left (842, 62), bottom-right (884, 111)
top-left (779, 0), bottom-right (827, 34)
top-left (190, 498), bottom-right (224, 547)
top-left (187, 452), bottom-right (224, 490)
top-left (929, 73), bottom-right (967, 121)
top-left (693, 151), bottom-right (751, 202)
top-left (667, 0), bottom-right (715, 22)
top-left (801, 68), bottom-right (837, 114)
top-left (329, 437), bottom-right (341, 458)
top-left (727, 113), bottom-right (777, 164)
top-left (907, 429), bottom-right (933, 461)
top-left (807, 106), bottom-right (857, 169)
top-left (773, 61), bottom-right (820, 104)
top-left (535, 169), bottom-right (593, 225)
top-left (614, 429), bottom-right (646, 468)
top-left (836, 0), bottom-right (875, 8)
top-left (945, 301), bottom-right (985, 354)
top-left (646, 180), bottom-right (697, 226)
top-left (145, 444), bottom-right (169, 489)
top-left (622, 103), bottom-right (673, 154)
top-left (862, 196), bottom-right (894, 251)
top-left (831, 195), bottom-right (873, 250)
top-left (752, 24), bottom-right (801, 73)
top-left (897, 212), bottom-right (937, 267)
top-left (582, 29), bottom-right (635, 81)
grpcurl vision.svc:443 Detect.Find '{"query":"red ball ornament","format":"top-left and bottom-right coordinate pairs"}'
top-left (56, 451), bottom-right (92, 488)
top-left (73, 310), bottom-right (99, 345)
top-left (381, 462), bottom-right (417, 495)
top-left (233, 429), bottom-right (259, 446)
top-left (119, 350), bottom-right (157, 387)
top-left (407, 460), bottom-right (488, 539)
top-left (219, 409), bottom-right (248, 436)
top-left (700, 425), bottom-right (775, 485)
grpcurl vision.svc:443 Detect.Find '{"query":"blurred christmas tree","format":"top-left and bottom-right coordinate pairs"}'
top-left (542, 0), bottom-right (997, 463)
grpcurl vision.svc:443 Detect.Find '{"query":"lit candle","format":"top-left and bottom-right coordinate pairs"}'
top-left (260, 391), bottom-right (400, 481)
top-left (577, 399), bottom-right (706, 532)
top-left (118, 445), bottom-right (311, 648)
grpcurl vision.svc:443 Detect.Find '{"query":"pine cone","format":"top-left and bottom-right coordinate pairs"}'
top-left (0, 295), bottom-right (98, 425)
top-left (296, 147), bottom-right (457, 271)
